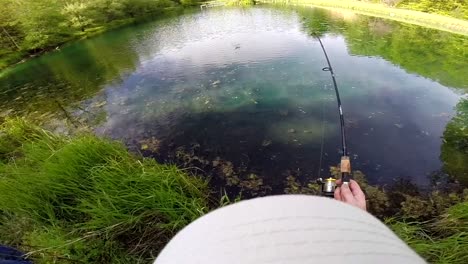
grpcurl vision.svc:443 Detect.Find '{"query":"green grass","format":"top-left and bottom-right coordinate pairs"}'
top-left (386, 193), bottom-right (468, 263)
top-left (258, 0), bottom-right (468, 35)
top-left (0, 118), bottom-right (209, 263)
top-left (388, 216), bottom-right (468, 263)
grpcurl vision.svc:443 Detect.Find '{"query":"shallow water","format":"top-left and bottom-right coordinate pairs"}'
top-left (1, 6), bottom-right (467, 189)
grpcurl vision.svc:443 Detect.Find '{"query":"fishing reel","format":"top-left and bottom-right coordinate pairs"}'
top-left (317, 156), bottom-right (351, 197)
top-left (316, 177), bottom-right (336, 197)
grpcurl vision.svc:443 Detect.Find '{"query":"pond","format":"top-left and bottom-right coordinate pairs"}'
top-left (1, 6), bottom-right (467, 193)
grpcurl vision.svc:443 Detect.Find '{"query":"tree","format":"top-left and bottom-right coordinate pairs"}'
top-left (16, 0), bottom-right (70, 51)
top-left (89, 0), bottom-right (126, 23)
top-left (62, 2), bottom-right (94, 32)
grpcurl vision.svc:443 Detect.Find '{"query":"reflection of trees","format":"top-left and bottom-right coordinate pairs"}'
top-left (300, 8), bottom-right (336, 37)
top-left (298, 7), bottom-right (468, 91)
top-left (0, 33), bottom-right (139, 119)
top-left (441, 99), bottom-right (468, 186)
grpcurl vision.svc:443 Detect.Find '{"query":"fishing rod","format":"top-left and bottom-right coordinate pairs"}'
top-left (314, 35), bottom-right (351, 197)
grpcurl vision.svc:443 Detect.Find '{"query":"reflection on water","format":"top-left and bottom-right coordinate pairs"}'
top-left (0, 7), bottom-right (466, 189)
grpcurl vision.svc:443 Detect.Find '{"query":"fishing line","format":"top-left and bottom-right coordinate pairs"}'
top-left (317, 84), bottom-right (327, 179)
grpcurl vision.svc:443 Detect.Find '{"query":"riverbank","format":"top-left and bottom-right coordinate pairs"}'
top-left (0, 119), bottom-right (210, 263)
top-left (1, 119), bottom-right (467, 263)
top-left (0, 17), bottom-right (136, 70)
top-left (257, 0), bottom-right (468, 35)
top-left (0, 1), bottom-right (190, 72)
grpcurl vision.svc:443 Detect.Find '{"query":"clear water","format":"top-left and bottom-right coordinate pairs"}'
top-left (1, 6), bottom-right (467, 190)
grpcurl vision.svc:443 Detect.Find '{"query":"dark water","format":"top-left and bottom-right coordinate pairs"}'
top-left (1, 6), bottom-right (467, 190)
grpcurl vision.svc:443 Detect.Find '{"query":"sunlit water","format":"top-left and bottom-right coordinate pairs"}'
top-left (1, 6), bottom-right (467, 190)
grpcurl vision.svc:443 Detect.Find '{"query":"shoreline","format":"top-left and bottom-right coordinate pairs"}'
top-left (1, 2), bottom-right (467, 73)
top-left (0, 7), bottom-right (185, 73)
top-left (257, 0), bottom-right (468, 35)
top-left (0, 119), bottom-right (467, 262)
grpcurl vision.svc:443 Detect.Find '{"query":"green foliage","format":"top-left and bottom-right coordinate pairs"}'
top-left (0, 0), bottom-right (195, 69)
top-left (352, 171), bottom-right (390, 216)
top-left (398, 0), bottom-right (468, 19)
top-left (400, 191), bottom-right (464, 219)
top-left (299, 6), bottom-right (468, 90)
top-left (16, 1), bottom-right (71, 51)
top-left (263, 0), bottom-right (468, 35)
top-left (435, 200), bottom-right (468, 235)
top-left (0, 1), bottom-right (22, 52)
top-left (62, 2), bottom-right (94, 32)
top-left (388, 218), bottom-right (468, 264)
top-left (89, 0), bottom-right (126, 23)
top-left (388, 199), bottom-right (468, 264)
top-left (441, 99), bottom-right (468, 185)
top-left (181, 0), bottom-right (201, 6)
top-left (122, 0), bottom-right (176, 17)
top-left (0, 118), bottom-right (209, 263)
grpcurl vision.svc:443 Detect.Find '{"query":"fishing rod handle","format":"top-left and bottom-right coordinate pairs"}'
top-left (341, 156), bottom-right (351, 183)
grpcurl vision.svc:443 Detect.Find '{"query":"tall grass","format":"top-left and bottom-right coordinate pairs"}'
top-left (388, 200), bottom-right (468, 263)
top-left (388, 219), bottom-right (468, 263)
top-left (0, 119), bottom-right (209, 263)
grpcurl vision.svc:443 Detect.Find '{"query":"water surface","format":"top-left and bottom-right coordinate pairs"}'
top-left (1, 6), bottom-right (467, 191)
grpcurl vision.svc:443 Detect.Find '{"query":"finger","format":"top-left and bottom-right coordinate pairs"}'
top-left (349, 180), bottom-right (365, 199)
top-left (334, 187), bottom-right (342, 201)
top-left (336, 179), bottom-right (342, 185)
top-left (340, 183), bottom-right (354, 202)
